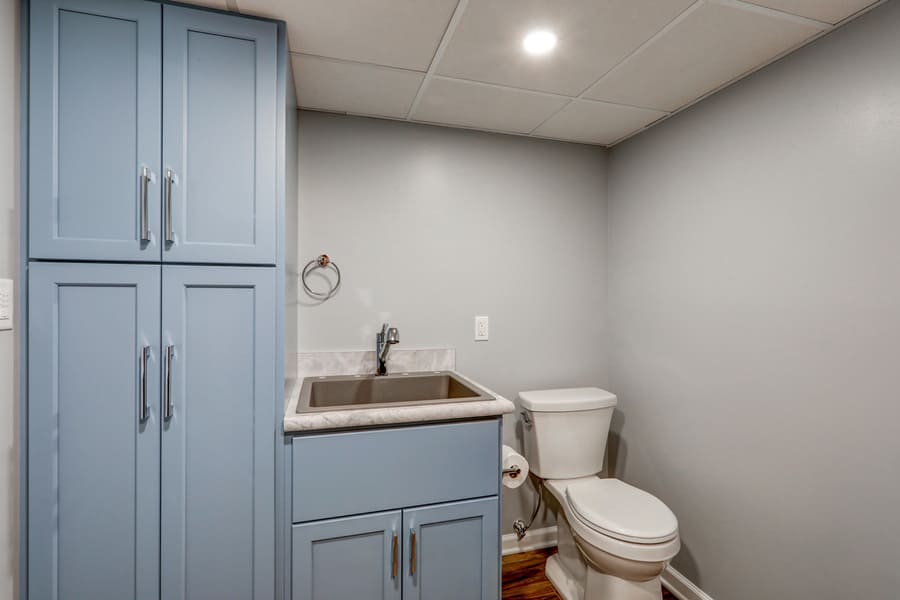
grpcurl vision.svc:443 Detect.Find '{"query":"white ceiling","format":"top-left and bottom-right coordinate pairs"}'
top-left (226, 0), bottom-right (880, 146)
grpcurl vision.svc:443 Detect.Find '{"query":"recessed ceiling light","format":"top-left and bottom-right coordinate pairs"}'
top-left (522, 30), bottom-right (557, 56)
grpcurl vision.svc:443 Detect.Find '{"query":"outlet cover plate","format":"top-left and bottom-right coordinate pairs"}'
top-left (475, 316), bottom-right (488, 341)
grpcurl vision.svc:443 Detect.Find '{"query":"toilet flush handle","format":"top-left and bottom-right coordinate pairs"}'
top-left (520, 411), bottom-right (532, 426)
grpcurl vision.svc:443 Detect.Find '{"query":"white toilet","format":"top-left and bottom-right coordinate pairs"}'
top-left (519, 387), bottom-right (680, 600)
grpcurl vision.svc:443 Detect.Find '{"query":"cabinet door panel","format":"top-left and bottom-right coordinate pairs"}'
top-left (403, 498), bottom-right (500, 600)
top-left (28, 262), bottom-right (161, 600)
top-left (162, 6), bottom-right (277, 264)
top-left (161, 266), bottom-right (276, 600)
top-left (292, 512), bottom-right (402, 600)
top-left (29, 0), bottom-right (161, 261)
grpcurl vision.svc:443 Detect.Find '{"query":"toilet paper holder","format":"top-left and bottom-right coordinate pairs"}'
top-left (502, 466), bottom-right (522, 479)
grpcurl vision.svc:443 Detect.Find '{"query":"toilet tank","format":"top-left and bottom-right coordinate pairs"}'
top-left (519, 388), bottom-right (618, 480)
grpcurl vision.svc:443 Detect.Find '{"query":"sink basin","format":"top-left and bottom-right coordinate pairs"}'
top-left (296, 371), bottom-right (494, 413)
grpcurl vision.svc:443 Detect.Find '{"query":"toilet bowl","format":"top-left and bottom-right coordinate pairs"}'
top-left (518, 388), bottom-right (680, 600)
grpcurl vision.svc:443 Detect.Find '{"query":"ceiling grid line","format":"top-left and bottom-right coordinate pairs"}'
top-left (728, 0), bottom-right (834, 26)
top-left (287, 51), bottom-right (426, 74)
top-left (405, 0), bottom-right (471, 121)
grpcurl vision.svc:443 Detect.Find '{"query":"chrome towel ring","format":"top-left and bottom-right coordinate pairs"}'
top-left (301, 254), bottom-right (341, 300)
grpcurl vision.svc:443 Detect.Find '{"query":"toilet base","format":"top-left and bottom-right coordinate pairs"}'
top-left (585, 566), bottom-right (663, 600)
top-left (546, 551), bottom-right (664, 600)
top-left (545, 554), bottom-right (584, 600)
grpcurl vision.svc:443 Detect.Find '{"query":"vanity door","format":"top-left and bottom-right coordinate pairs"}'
top-left (160, 265), bottom-right (276, 600)
top-left (292, 511), bottom-right (403, 600)
top-left (403, 497), bottom-right (500, 600)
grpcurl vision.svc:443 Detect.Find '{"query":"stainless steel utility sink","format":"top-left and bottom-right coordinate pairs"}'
top-left (296, 371), bottom-right (494, 413)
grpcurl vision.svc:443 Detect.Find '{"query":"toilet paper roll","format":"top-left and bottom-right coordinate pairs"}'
top-left (501, 445), bottom-right (529, 489)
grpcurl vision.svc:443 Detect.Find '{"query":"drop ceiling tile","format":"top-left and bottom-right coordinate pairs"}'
top-left (435, 0), bottom-right (695, 97)
top-left (742, 0), bottom-right (877, 24)
top-left (411, 77), bottom-right (570, 134)
top-left (236, 0), bottom-right (458, 71)
top-left (292, 55), bottom-right (425, 119)
top-left (584, 0), bottom-right (828, 112)
top-left (533, 99), bottom-right (667, 145)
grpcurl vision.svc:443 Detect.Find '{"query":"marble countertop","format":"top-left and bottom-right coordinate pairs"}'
top-left (283, 349), bottom-right (515, 433)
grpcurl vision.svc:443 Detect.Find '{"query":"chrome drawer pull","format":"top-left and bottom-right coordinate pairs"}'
top-left (139, 167), bottom-right (151, 242)
top-left (164, 168), bottom-right (175, 244)
top-left (163, 344), bottom-right (174, 420)
top-left (139, 345), bottom-right (150, 422)
top-left (410, 529), bottom-right (417, 576)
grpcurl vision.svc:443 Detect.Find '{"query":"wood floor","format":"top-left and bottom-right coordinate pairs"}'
top-left (502, 548), bottom-right (677, 600)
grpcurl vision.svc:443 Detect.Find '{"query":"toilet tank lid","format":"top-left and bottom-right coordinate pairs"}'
top-left (518, 387), bottom-right (617, 412)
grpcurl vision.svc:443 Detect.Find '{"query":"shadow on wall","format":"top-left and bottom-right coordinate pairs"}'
top-left (607, 409), bottom-right (627, 480)
top-left (607, 409), bottom-right (702, 588)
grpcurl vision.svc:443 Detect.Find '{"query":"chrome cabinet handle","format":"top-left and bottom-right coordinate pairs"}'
top-left (139, 167), bottom-right (151, 242)
top-left (139, 345), bottom-right (150, 421)
top-left (163, 344), bottom-right (174, 420)
top-left (410, 529), bottom-right (417, 576)
top-left (164, 168), bottom-right (175, 244)
top-left (391, 533), bottom-right (399, 579)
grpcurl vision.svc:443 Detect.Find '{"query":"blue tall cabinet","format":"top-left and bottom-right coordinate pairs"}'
top-left (23, 1), bottom-right (293, 599)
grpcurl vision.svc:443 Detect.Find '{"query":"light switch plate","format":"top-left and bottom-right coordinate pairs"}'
top-left (474, 315), bottom-right (488, 341)
top-left (0, 279), bottom-right (12, 331)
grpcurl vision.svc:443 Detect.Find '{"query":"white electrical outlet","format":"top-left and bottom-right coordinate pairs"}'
top-left (0, 279), bottom-right (12, 331)
top-left (474, 316), bottom-right (489, 341)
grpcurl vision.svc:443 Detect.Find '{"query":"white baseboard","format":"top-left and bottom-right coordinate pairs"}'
top-left (661, 566), bottom-right (715, 600)
top-left (501, 526), bottom-right (558, 556)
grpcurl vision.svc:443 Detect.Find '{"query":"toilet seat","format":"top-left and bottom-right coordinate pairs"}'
top-left (546, 478), bottom-right (681, 564)
top-left (565, 478), bottom-right (678, 544)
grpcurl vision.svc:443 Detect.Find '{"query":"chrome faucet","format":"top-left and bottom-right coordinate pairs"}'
top-left (376, 323), bottom-right (399, 376)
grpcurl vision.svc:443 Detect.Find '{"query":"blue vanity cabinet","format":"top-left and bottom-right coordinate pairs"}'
top-left (160, 265), bottom-right (276, 600)
top-left (403, 498), bottom-right (500, 600)
top-left (162, 6), bottom-right (278, 265)
top-left (29, 0), bottom-right (162, 262)
top-left (289, 419), bottom-right (502, 600)
top-left (27, 262), bottom-right (162, 600)
top-left (292, 511), bottom-right (403, 600)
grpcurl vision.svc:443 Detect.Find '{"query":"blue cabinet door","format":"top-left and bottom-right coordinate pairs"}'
top-left (161, 265), bottom-right (276, 600)
top-left (29, 0), bottom-right (162, 261)
top-left (162, 6), bottom-right (278, 265)
top-left (403, 498), bottom-right (500, 600)
top-left (28, 262), bottom-right (161, 600)
top-left (292, 511), bottom-right (403, 600)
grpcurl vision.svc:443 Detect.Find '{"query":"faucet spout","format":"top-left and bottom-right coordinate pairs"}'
top-left (376, 323), bottom-right (399, 376)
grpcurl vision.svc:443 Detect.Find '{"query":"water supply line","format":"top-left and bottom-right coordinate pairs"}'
top-left (512, 477), bottom-right (544, 540)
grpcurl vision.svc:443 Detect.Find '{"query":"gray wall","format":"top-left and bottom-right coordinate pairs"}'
top-left (0, 0), bottom-right (18, 598)
top-left (296, 111), bottom-right (608, 532)
top-left (607, 3), bottom-right (900, 599)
